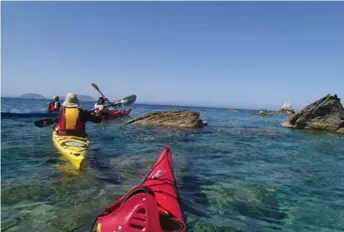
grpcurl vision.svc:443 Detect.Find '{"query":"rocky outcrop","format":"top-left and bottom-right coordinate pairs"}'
top-left (281, 94), bottom-right (344, 134)
top-left (126, 110), bottom-right (207, 128)
top-left (271, 109), bottom-right (295, 115)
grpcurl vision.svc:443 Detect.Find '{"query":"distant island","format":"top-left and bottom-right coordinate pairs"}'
top-left (59, 95), bottom-right (96, 102)
top-left (78, 95), bottom-right (96, 102)
top-left (18, 93), bottom-right (95, 102)
top-left (20, 93), bottom-right (46, 99)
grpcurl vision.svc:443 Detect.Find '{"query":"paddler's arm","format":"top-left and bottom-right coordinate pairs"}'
top-left (80, 109), bottom-right (102, 123)
top-left (54, 102), bottom-right (61, 111)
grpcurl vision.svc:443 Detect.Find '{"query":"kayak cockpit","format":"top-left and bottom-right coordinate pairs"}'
top-left (96, 187), bottom-right (186, 232)
top-left (160, 212), bottom-right (186, 231)
top-left (92, 146), bottom-right (186, 232)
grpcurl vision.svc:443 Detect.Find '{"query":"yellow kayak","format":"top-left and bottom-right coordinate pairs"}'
top-left (52, 127), bottom-right (89, 170)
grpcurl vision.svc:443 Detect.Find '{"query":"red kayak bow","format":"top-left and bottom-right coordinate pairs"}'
top-left (93, 146), bottom-right (186, 232)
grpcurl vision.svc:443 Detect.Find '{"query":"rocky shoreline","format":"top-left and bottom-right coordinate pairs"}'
top-left (123, 94), bottom-right (343, 134)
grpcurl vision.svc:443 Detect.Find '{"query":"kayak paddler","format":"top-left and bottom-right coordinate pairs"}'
top-left (94, 97), bottom-right (111, 116)
top-left (56, 93), bottom-right (102, 137)
top-left (47, 95), bottom-right (61, 112)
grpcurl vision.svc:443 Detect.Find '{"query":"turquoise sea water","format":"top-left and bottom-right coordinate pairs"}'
top-left (1, 97), bottom-right (344, 232)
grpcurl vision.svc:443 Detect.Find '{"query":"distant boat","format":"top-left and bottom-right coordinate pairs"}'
top-left (281, 101), bottom-right (294, 111)
top-left (278, 100), bottom-right (295, 115)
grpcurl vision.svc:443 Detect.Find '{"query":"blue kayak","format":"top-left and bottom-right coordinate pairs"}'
top-left (1, 112), bottom-right (58, 118)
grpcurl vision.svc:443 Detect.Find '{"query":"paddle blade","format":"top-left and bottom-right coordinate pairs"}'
top-left (113, 95), bottom-right (137, 107)
top-left (91, 83), bottom-right (100, 91)
top-left (34, 118), bottom-right (57, 128)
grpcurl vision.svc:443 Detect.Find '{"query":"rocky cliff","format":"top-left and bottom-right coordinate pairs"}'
top-left (281, 94), bottom-right (344, 134)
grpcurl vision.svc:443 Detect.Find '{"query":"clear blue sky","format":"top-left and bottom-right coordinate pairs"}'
top-left (2, 2), bottom-right (344, 109)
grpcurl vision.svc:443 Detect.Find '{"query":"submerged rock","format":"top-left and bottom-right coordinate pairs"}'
top-left (281, 94), bottom-right (344, 134)
top-left (126, 110), bottom-right (207, 128)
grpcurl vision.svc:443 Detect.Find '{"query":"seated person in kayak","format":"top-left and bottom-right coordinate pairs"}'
top-left (94, 97), bottom-right (111, 116)
top-left (56, 93), bottom-right (102, 137)
top-left (47, 96), bottom-right (61, 112)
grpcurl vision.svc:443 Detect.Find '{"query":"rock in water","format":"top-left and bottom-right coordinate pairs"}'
top-left (126, 110), bottom-right (207, 128)
top-left (281, 94), bottom-right (344, 134)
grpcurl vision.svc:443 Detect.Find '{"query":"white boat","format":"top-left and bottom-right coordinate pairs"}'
top-left (281, 101), bottom-right (294, 111)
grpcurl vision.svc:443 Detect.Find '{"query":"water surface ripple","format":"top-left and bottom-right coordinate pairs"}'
top-left (1, 97), bottom-right (344, 232)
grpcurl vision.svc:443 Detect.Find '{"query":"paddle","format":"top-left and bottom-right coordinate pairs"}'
top-left (92, 83), bottom-right (137, 110)
top-left (91, 83), bottom-right (119, 109)
top-left (108, 94), bottom-right (137, 108)
top-left (34, 118), bottom-right (58, 128)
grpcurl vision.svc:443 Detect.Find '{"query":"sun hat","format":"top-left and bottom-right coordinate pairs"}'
top-left (62, 93), bottom-right (79, 107)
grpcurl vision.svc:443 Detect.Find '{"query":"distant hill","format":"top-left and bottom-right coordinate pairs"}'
top-left (59, 94), bottom-right (96, 102)
top-left (20, 93), bottom-right (46, 99)
top-left (18, 93), bottom-right (95, 102)
top-left (78, 95), bottom-right (96, 102)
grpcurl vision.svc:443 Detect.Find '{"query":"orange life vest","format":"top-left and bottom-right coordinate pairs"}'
top-left (57, 107), bottom-right (85, 136)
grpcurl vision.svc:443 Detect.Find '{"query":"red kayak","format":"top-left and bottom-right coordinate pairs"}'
top-left (101, 109), bottom-right (132, 120)
top-left (94, 146), bottom-right (187, 232)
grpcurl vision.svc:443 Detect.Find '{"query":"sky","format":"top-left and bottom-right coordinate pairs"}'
top-left (2, 2), bottom-right (344, 109)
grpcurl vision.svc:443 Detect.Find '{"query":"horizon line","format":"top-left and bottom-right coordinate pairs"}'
top-left (1, 95), bottom-right (280, 111)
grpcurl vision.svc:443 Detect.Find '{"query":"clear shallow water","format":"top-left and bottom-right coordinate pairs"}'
top-left (1, 97), bottom-right (344, 232)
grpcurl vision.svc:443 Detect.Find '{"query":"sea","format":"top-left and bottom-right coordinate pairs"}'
top-left (1, 97), bottom-right (344, 232)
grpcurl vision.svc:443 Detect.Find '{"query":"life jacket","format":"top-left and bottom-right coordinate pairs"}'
top-left (57, 107), bottom-right (86, 136)
top-left (48, 102), bottom-right (55, 112)
top-left (94, 104), bottom-right (107, 116)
